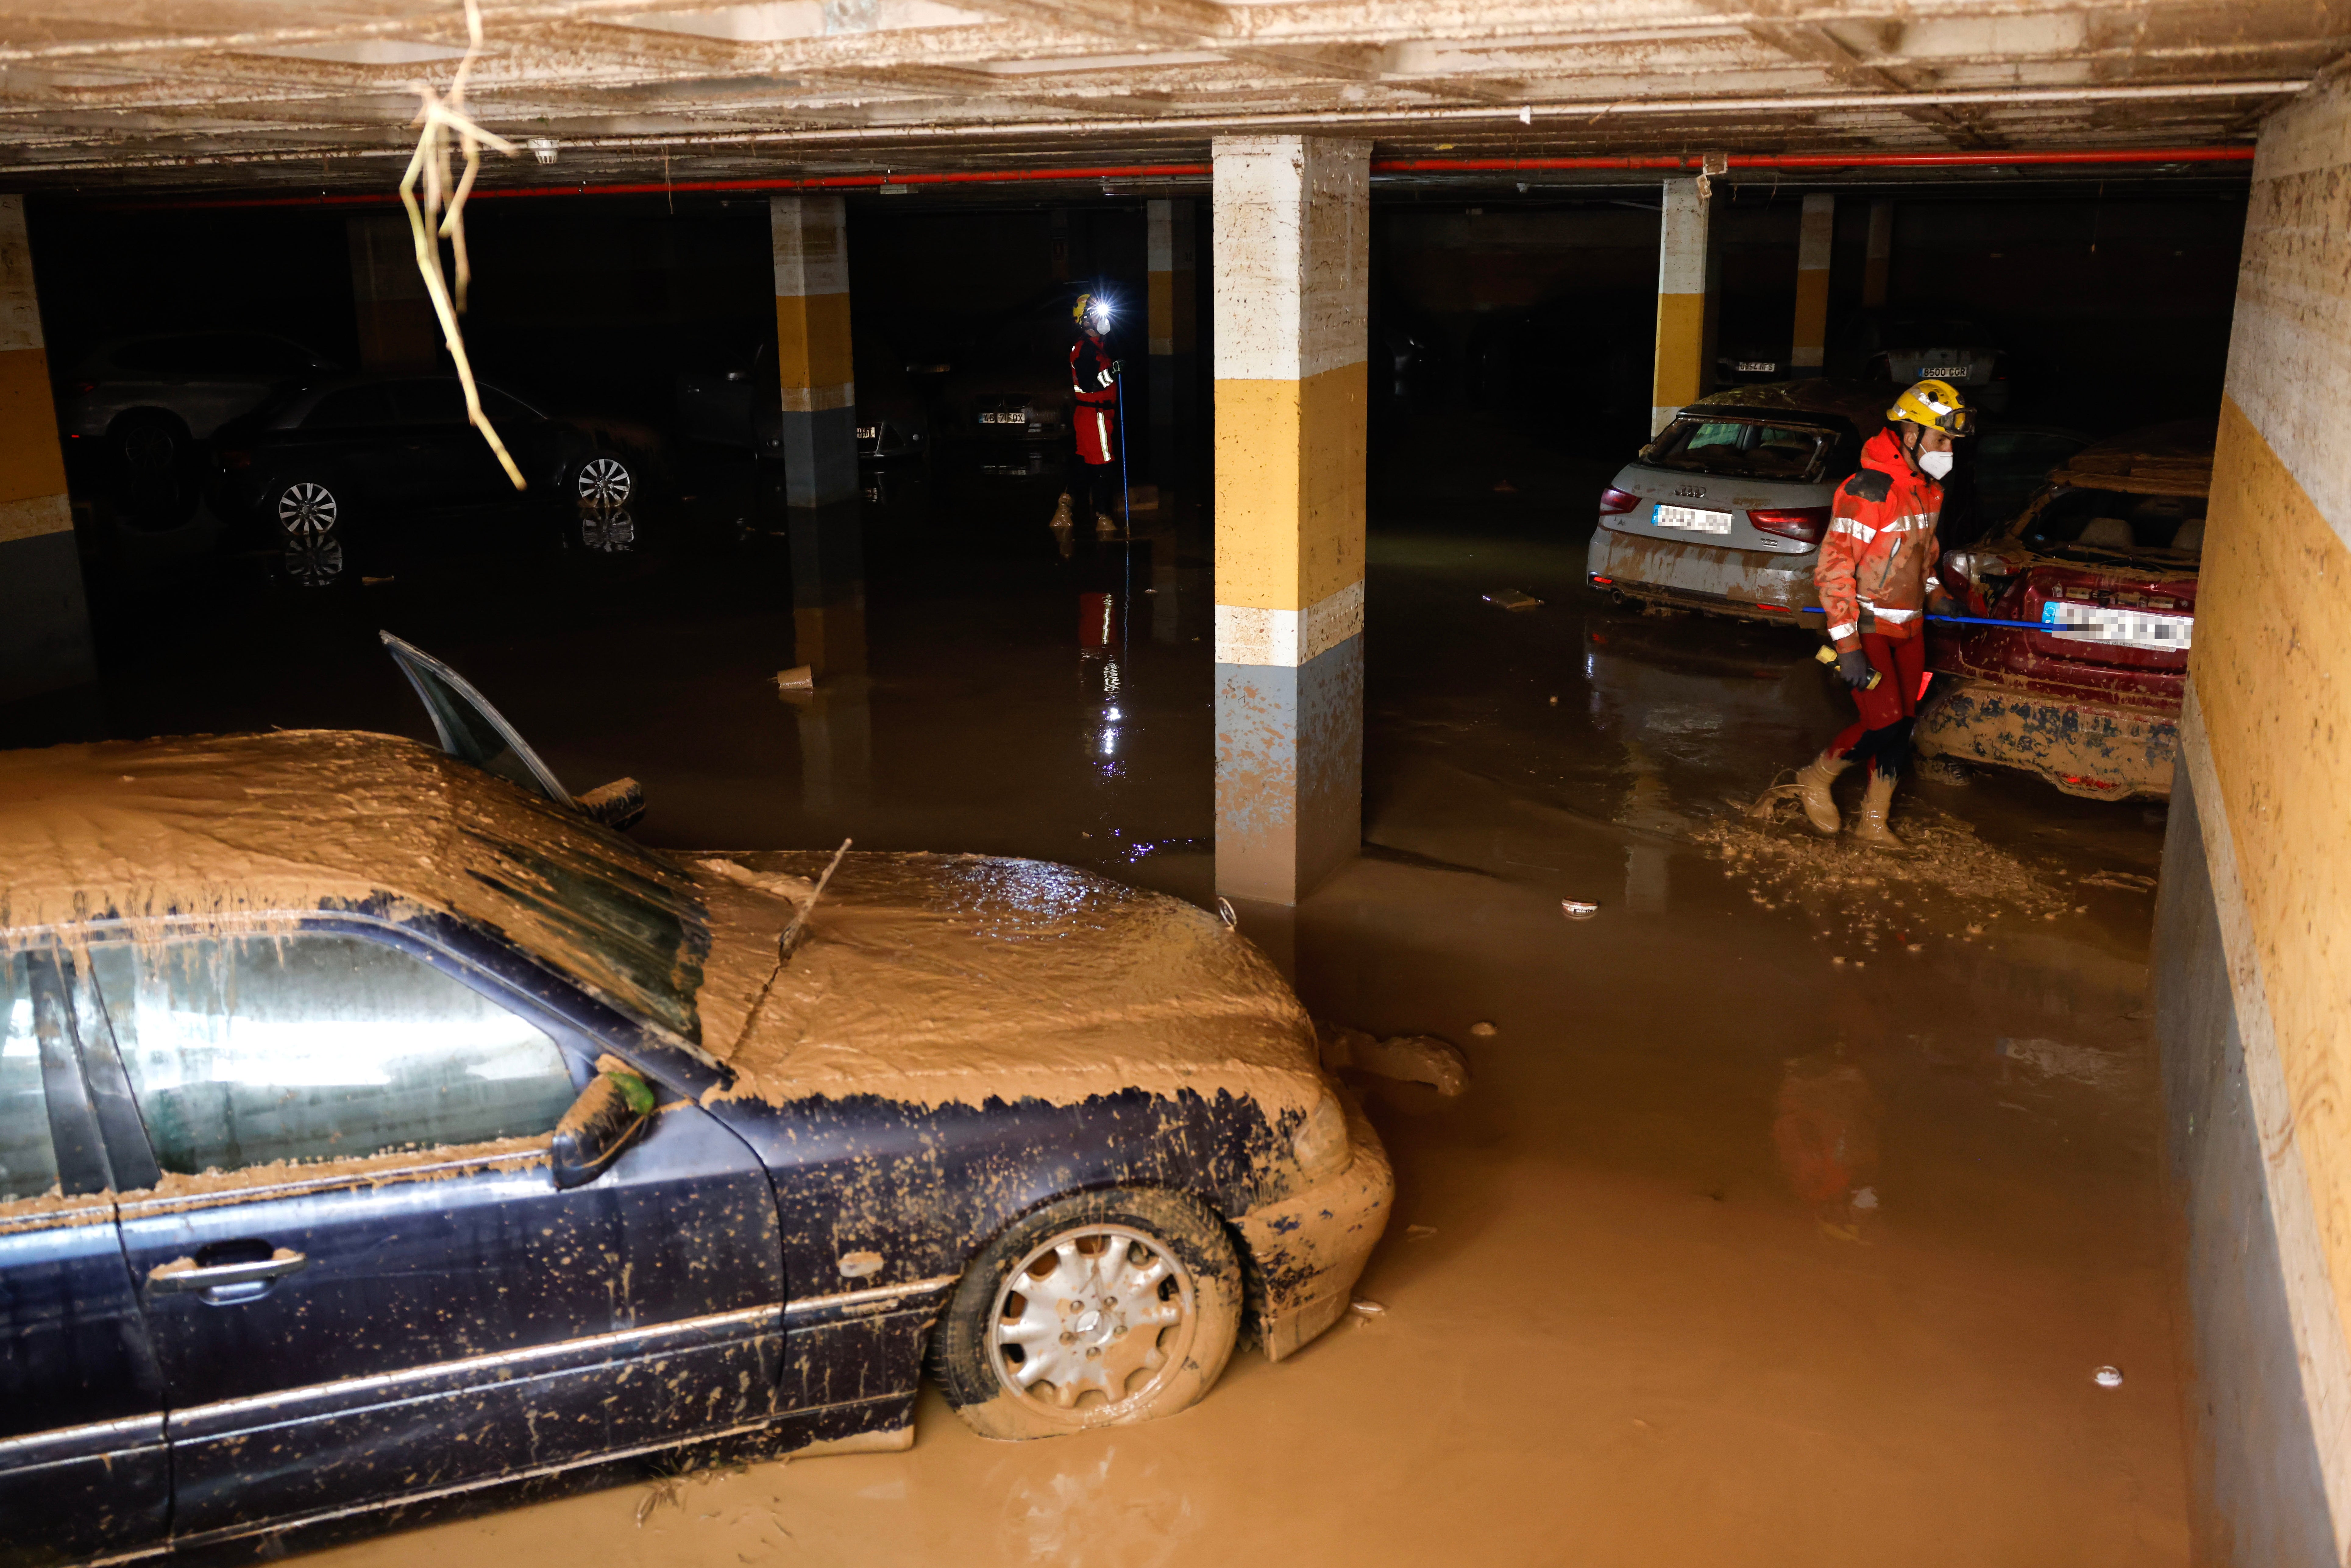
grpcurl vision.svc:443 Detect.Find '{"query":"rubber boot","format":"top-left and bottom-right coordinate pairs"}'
top-left (1852, 767), bottom-right (1907, 850)
top-left (1791, 751), bottom-right (1850, 837)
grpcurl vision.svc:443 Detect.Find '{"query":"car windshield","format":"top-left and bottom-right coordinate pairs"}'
top-left (455, 794), bottom-right (710, 1044)
top-left (1644, 417), bottom-right (1836, 480)
top-left (2019, 486), bottom-right (2207, 563)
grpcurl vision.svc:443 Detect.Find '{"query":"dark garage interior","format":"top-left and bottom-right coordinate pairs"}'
top-left (0, 5), bottom-right (2347, 1566)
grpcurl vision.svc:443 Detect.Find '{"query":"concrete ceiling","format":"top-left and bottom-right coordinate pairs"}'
top-left (0, 0), bottom-right (2339, 191)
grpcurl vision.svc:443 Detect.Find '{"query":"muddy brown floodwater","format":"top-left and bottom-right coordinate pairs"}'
top-left (22, 426), bottom-right (2188, 1565)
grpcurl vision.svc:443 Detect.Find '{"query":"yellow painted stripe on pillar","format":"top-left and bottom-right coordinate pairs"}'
top-left (1791, 268), bottom-right (1831, 367)
top-left (0, 346), bottom-right (67, 508)
top-left (1147, 269), bottom-right (1176, 357)
top-left (1213, 359), bottom-right (1366, 612)
top-left (775, 292), bottom-right (853, 391)
top-left (1652, 292), bottom-right (1706, 412)
top-left (2195, 392), bottom-right (2351, 1340)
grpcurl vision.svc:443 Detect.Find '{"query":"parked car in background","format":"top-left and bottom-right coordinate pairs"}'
top-left (0, 635), bottom-right (1389, 1565)
top-left (1585, 380), bottom-right (1889, 623)
top-left (211, 375), bottom-right (650, 541)
top-left (1918, 419), bottom-right (2211, 799)
top-left (673, 338), bottom-right (928, 464)
top-left (55, 331), bottom-right (338, 516)
top-left (1855, 308), bottom-right (2012, 413)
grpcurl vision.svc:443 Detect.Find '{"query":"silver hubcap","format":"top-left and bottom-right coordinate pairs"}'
top-left (277, 482), bottom-right (337, 536)
top-left (577, 456), bottom-right (632, 506)
top-left (987, 1225), bottom-right (1195, 1416)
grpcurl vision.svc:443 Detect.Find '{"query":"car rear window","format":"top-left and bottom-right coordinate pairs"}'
top-left (1645, 417), bottom-right (1838, 481)
top-left (2021, 487), bottom-right (2207, 562)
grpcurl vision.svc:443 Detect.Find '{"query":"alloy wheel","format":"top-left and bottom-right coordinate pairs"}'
top-left (276, 482), bottom-right (338, 537)
top-left (576, 456), bottom-right (633, 507)
top-left (986, 1224), bottom-right (1196, 1415)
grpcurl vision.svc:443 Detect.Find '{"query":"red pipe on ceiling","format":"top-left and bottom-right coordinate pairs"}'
top-left (104, 146), bottom-right (2252, 210)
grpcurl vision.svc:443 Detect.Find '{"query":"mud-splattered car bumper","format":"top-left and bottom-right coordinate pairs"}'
top-left (1586, 527), bottom-right (1821, 625)
top-left (1235, 1098), bottom-right (1394, 1362)
top-left (1915, 676), bottom-right (2178, 799)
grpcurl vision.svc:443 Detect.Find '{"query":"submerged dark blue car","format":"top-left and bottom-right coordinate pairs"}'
top-left (0, 638), bottom-right (1389, 1565)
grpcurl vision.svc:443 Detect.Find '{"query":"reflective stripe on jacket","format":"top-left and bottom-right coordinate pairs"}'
top-left (1815, 426), bottom-right (1944, 650)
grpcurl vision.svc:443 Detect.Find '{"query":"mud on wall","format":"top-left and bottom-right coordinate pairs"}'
top-left (2160, 73), bottom-right (2351, 1566)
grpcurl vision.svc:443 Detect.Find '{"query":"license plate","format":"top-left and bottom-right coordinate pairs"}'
top-left (2040, 601), bottom-right (2194, 650)
top-left (1920, 365), bottom-right (1970, 379)
top-left (980, 411), bottom-right (1028, 425)
top-left (1653, 505), bottom-right (1732, 534)
top-left (1735, 361), bottom-right (1776, 373)
top-left (856, 426), bottom-right (877, 441)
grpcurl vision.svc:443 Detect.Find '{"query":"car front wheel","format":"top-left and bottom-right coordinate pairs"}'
top-left (932, 1187), bottom-right (1242, 1440)
top-left (574, 454), bottom-right (635, 508)
top-left (270, 477), bottom-right (342, 538)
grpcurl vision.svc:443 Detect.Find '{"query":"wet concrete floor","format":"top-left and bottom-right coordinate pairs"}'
top-left (9, 423), bottom-right (2188, 1563)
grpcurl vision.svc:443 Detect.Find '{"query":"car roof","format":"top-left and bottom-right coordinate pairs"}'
top-left (2049, 418), bottom-right (2216, 497)
top-left (1679, 378), bottom-right (1890, 432)
top-left (0, 729), bottom-right (702, 1027)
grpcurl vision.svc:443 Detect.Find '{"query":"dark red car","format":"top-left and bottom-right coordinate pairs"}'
top-left (1917, 420), bottom-right (2210, 799)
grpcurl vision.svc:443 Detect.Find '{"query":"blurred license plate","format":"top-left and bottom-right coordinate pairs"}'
top-left (1654, 505), bottom-right (1731, 534)
top-left (2040, 601), bottom-right (2194, 650)
top-left (1921, 365), bottom-right (1969, 378)
top-left (1736, 361), bottom-right (1776, 373)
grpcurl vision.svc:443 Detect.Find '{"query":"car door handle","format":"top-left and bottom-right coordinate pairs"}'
top-left (148, 1250), bottom-right (310, 1295)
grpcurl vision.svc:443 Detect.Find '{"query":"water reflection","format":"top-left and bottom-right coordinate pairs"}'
top-left (1772, 1048), bottom-right (1883, 1241)
top-left (577, 506), bottom-right (635, 554)
top-left (281, 537), bottom-right (345, 588)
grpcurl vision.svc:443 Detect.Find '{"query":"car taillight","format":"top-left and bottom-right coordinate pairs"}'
top-left (1599, 487), bottom-right (1639, 514)
top-left (70, 380), bottom-right (98, 396)
top-left (1749, 506), bottom-right (1828, 543)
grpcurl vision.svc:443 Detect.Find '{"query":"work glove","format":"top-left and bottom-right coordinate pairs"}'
top-left (1836, 649), bottom-right (1874, 689)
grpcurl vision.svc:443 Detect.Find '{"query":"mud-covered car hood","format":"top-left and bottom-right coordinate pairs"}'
top-left (682, 850), bottom-right (1323, 1118)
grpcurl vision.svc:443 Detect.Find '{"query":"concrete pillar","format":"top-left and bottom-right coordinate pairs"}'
top-left (1211, 135), bottom-right (1369, 908)
top-left (1862, 200), bottom-right (1894, 310)
top-left (1791, 193), bottom-right (1834, 374)
top-left (0, 195), bottom-right (95, 705)
top-left (345, 214), bottom-right (437, 372)
top-left (1147, 197), bottom-right (1199, 500)
top-left (770, 195), bottom-right (857, 511)
top-left (2153, 76), bottom-right (2351, 1565)
top-left (1650, 177), bottom-right (1712, 436)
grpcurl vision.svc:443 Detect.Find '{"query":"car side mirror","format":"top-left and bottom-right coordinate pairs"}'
top-left (551, 1060), bottom-right (656, 1189)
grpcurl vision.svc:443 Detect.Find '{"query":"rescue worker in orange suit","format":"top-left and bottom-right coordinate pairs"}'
top-left (1787, 378), bottom-right (1973, 849)
top-left (1051, 292), bottom-right (1123, 544)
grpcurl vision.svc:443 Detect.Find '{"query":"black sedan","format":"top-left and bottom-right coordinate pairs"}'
top-left (0, 636), bottom-right (1390, 1563)
top-left (211, 375), bottom-right (648, 542)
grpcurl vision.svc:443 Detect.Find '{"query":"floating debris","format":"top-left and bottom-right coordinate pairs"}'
top-left (1483, 588), bottom-right (1542, 612)
top-left (1561, 899), bottom-right (1600, 920)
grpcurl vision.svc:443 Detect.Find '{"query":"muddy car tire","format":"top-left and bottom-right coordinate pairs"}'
top-left (932, 1187), bottom-right (1242, 1441)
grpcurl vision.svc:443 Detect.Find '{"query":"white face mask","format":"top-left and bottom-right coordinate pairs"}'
top-left (1919, 449), bottom-right (1954, 480)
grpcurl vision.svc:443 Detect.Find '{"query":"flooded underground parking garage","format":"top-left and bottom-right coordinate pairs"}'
top-left (1, 5), bottom-right (2347, 1564)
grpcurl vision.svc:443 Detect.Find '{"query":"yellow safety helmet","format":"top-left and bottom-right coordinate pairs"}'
top-left (1072, 292), bottom-right (1093, 321)
top-left (1073, 292), bottom-right (1110, 331)
top-left (1887, 378), bottom-right (1974, 437)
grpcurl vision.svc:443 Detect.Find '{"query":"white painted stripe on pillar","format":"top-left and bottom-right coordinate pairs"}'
top-left (2179, 679), bottom-right (2351, 1561)
top-left (0, 195), bottom-right (44, 352)
top-left (1212, 136), bottom-right (1369, 383)
top-left (771, 194), bottom-right (848, 299)
top-left (1214, 581), bottom-right (1363, 668)
top-left (1657, 179), bottom-right (1709, 298)
top-left (0, 493), bottom-right (69, 544)
top-left (781, 383), bottom-right (856, 413)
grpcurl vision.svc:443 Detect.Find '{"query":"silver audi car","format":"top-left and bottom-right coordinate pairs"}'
top-left (1584, 381), bottom-right (1889, 626)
